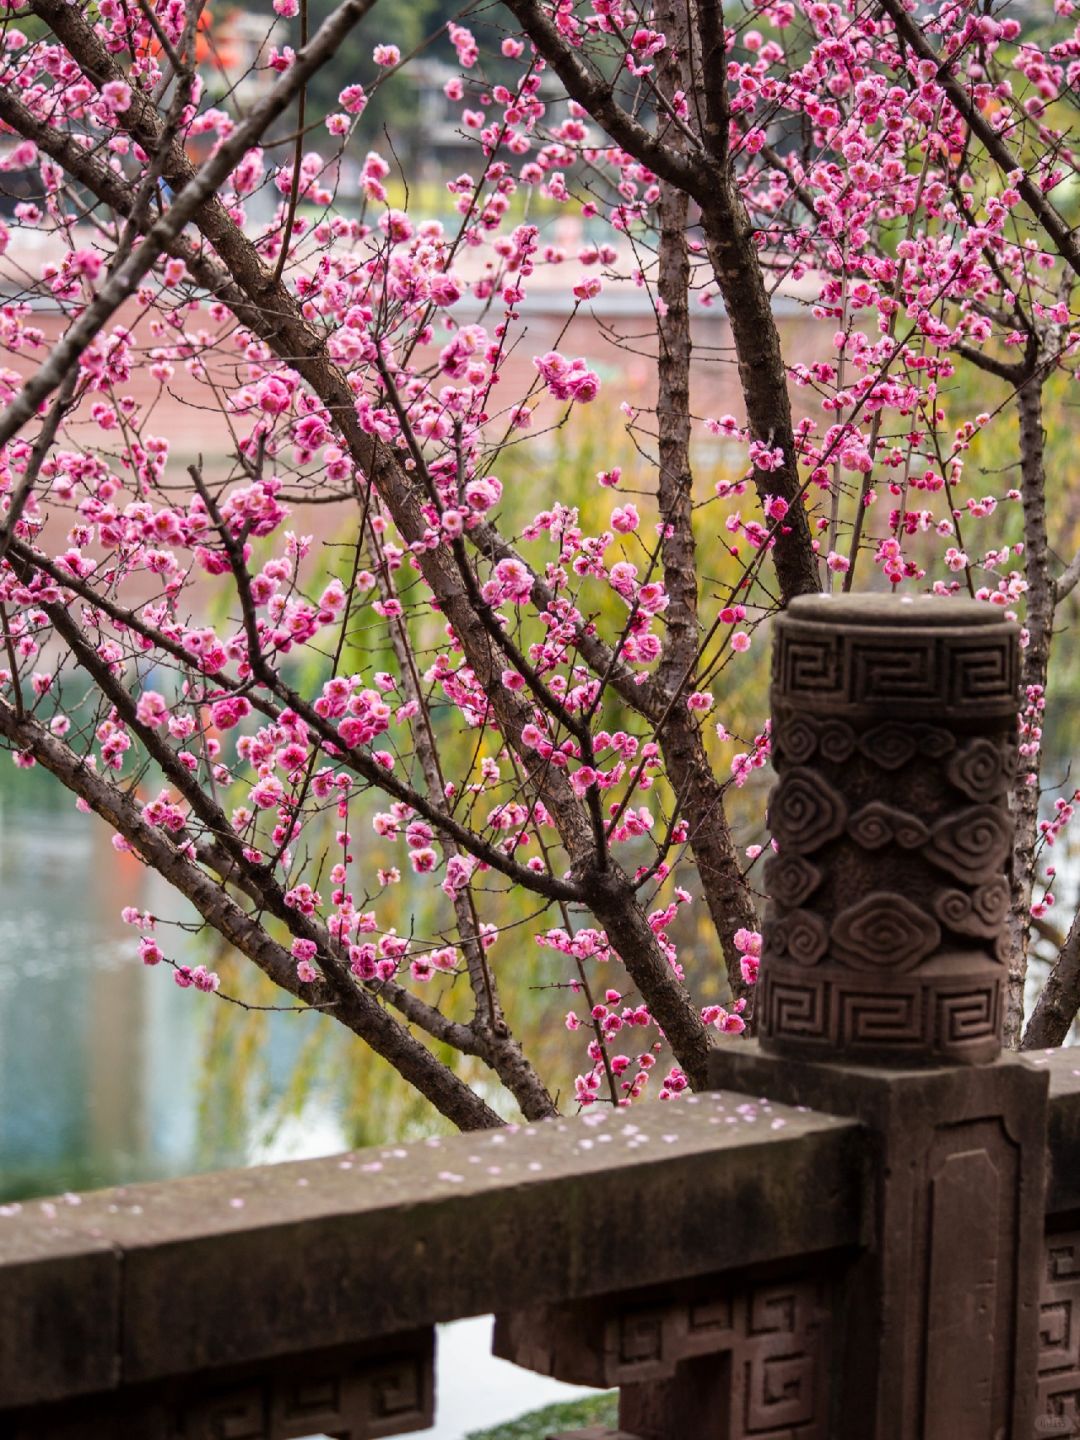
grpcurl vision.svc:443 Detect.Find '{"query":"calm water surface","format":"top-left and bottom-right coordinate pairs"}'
top-left (0, 801), bottom-right (593, 1436)
top-left (0, 804), bottom-right (324, 1198)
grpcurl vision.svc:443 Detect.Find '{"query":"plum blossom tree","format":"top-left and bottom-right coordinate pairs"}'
top-left (0, 0), bottom-right (1078, 1130)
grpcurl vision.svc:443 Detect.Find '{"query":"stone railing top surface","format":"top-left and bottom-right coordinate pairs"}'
top-left (0, 1088), bottom-right (865, 1409)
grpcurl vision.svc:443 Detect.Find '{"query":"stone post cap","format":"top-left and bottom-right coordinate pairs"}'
top-left (785, 593), bottom-right (1008, 626)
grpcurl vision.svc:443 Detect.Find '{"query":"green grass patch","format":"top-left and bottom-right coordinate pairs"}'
top-left (465, 1392), bottom-right (617, 1439)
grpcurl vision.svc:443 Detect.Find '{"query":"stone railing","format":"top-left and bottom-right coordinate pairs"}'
top-left (3, 596), bottom-right (1079, 1440)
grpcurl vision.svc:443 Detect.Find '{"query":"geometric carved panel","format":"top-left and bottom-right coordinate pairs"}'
top-left (773, 624), bottom-right (1019, 720)
top-left (738, 1285), bottom-right (824, 1435)
top-left (600, 1277), bottom-right (829, 1437)
top-left (181, 1331), bottom-right (435, 1439)
top-left (506, 1275), bottom-right (829, 1440)
top-left (759, 968), bottom-right (1002, 1063)
top-left (838, 987), bottom-right (922, 1046)
top-left (1038, 1231), bottom-right (1080, 1433)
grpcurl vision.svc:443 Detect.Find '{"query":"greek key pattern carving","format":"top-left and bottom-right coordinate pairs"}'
top-left (603, 1279), bottom-right (829, 1438)
top-left (180, 1335), bottom-right (435, 1440)
top-left (773, 623), bottom-right (1019, 718)
top-left (1038, 1231), bottom-right (1080, 1432)
top-left (763, 601), bottom-right (1017, 1062)
top-left (760, 969), bottom-right (1001, 1055)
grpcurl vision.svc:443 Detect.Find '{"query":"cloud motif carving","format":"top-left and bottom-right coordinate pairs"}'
top-left (972, 877), bottom-right (1010, 927)
top-left (830, 892), bottom-right (941, 971)
top-left (912, 724), bottom-right (956, 759)
top-left (946, 736), bottom-right (1014, 804)
top-left (773, 909), bottom-right (829, 966)
top-left (765, 853), bottom-right (823, 909)
top-left (777, 715), bottom-right (818, 765)
top-left (768, 768), bottom-right (848, 855)
top-left (859, 722), bottom-right (917, 771)
top-left (925, 805), bottom-right (1011, 885)
top-left (818, 720), bottom-right (856, 763)
top-left (848, 802), bottom-right (930, 851)
top-left (933, 886), bottom-right (1005, 941)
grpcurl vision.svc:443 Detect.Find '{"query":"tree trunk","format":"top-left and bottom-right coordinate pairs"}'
top-left (1007, 368), bottom-right (1053, 1046)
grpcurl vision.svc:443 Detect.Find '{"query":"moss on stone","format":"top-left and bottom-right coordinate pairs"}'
top-left (464, 1390), bottom-right (617, 1439)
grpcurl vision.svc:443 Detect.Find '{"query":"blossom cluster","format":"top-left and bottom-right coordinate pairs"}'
top-left (0, 0), bottom-right (1071, 1114)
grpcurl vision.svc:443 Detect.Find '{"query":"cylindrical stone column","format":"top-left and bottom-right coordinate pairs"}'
top-left (760, 593), bottom-right (1019, 1065)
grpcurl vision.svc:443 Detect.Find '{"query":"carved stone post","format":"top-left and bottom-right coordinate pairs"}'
top-left (759, 593), bottom-right (1015, 1061)
top-left (712, 593), bottom-right (1048, 1440)
top-left (494, 595), bottom-right (1048, 1440)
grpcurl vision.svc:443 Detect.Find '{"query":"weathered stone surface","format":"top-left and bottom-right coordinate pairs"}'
top-left (711, 1040), bottom-right (1048, 1440)
top-left (0, 1092), bottom-right (866, 1411)
top-left (4, 1331), bottom-right (434, 1440)
top-left (496, 1268), bottom-right (832, 1439)
top-left (1027, 1048), bottom-right (1080, 1214)
top-left (764, 593), bottom-right (1019, 1065)
top-left (0, 1210), bottom-right (120, 1407)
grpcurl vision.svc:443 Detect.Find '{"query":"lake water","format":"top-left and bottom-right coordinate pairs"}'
top-left (0, 805), bottom-right (280, 1197)
top-left (0, 801), bottom-right (598, 1435)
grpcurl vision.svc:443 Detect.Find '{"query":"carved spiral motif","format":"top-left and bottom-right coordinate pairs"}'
top-left (972, 877), bottom-right (1010, 927)
top-left (946, 736), bottom-right (1013, 804)
top-left (932, 887), bottom-right (1007, 941)
top-left (925, 805), bottom-right (1012, 885)
top-left (775, 909), bottom-right (829, 967)
top-left (818, 720), bottom-right (856, 764)
top-left (777, 715), bottom-right (818, 765)
top-left (830, 893), bottom-right (941, 971)
top-left (913, 724), bottom-right (956, 760)
top-left (933, 888), bottom-right (975, 930)
top-left (768, 768), bottom-right (848, 855)
top-left (859, 722), bottom-right (918, 771)
top-left (764, 853), bottom-right (823, 909)
top-left (848, 802), bottom-right (930, 852)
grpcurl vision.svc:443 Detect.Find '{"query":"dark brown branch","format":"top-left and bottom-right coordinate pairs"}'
top-left (952, 343), bottom-right (1025, 386)
top-left (1006, 362), bottom-right (1052, 1045)
top-left (0, 369), bottom-right (77, 567)
top-left (499, 0), bottom-right (706, 196)
top-left (653, 0), bottom-right (759, 1004)
top-left (0, 699), bottom-right (503, 1131)
top-left (1023, 904), bottom-right (1080, 1050)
